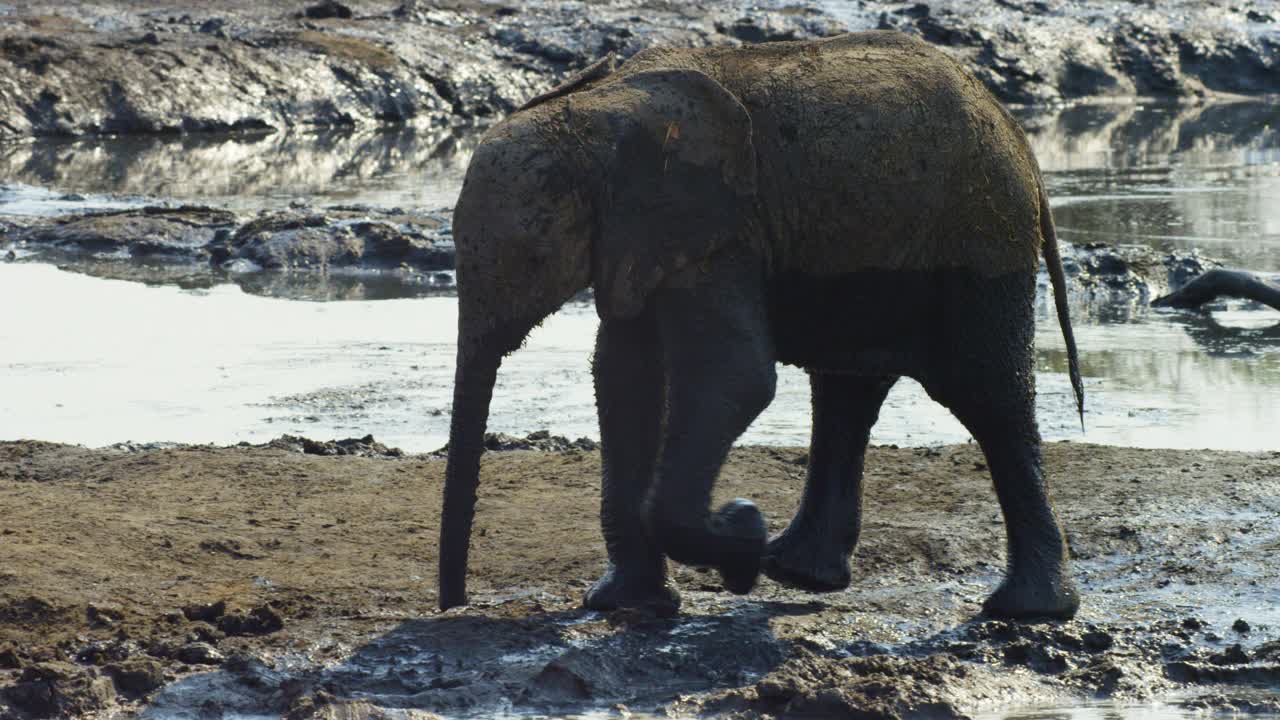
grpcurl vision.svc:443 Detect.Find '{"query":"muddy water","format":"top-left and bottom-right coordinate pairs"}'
top-left (1, 103), bottom-right (1279, 454)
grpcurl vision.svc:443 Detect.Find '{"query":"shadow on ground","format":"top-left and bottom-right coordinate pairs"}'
top-left (141, 602), bottom-right (819, 718)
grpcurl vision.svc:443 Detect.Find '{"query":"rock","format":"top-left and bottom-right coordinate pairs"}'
top-left (8, 206), bottom-right (236, 262)
top-left (197, 18), bottom-right (226, 35)
top-left (182, 599), bottom-right (227, 623)
top-left (1256, 641), bottom-right (1280, 661)
top-left (1233, 618), bottom-right (1251, 634)
top-left (86, 602), bottom-right (124, 628)
top-left (1057, 243), bottom-right (1221, 303)
top-left (1209, 644), bottom-right (1250, 666)
top-left (187, 621), bottom-right (226, 644)
top-left (1082, 630), bottom-right (1115, 652)
top-left (176, 642), bottom-right (225, 665)
top-left (211, 211), bottom-right (451, 274)
top-left (0, 645), bottom-right (24, 669)
top-left (105, 658), bottom-right (166, 696)
top-left (4, 662), bottom-right (116, 718)
top-left (303, 1), bottom-right (353, 20)
top-left (0, 596), bottom-right (66, 632)
top-left (1071, 657), bottom-right (1126, 694)
top-left (268, 434), bottom-right (404, 458)
top-left (75, 639), bottom-right (133, 665)
top-left (478, 430), bottom-right (599, 453)
top-left (218, 605), bottom-right (284, 636)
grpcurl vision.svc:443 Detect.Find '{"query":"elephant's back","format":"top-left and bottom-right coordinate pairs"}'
top-left (680, 33), bottom-right (1046, 278)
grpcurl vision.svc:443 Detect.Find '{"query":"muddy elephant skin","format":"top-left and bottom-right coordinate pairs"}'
top-left (438, 31), bottom-right (1085, 620)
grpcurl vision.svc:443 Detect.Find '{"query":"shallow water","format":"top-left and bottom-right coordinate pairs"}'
top-left (1, 261), bottom-right (1276, 452)
top-left (2, 103), bottom-right (1279, 452)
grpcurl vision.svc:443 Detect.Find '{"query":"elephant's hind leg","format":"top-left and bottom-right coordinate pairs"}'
top-left (584, 307), bottom-right (679, 615)
top-left (924, 273), bottom-right (1079, 620)
top-left (646, 253), bottom-right (776, 596)
top-left (764, 373), bottom-right (896, 592)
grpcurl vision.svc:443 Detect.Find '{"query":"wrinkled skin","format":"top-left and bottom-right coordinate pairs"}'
top-left (438, 32), bottom-right (1085, 620)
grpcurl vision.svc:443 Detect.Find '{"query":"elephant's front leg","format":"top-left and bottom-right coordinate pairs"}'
top-left (644, 255), bottom-right (777, 595)
top-left (584, 307), bottom-right (679, 615)
top-left (764, 373), bottom-right (897, 592)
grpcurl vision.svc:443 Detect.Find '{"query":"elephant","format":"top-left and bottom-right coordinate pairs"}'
top-left (437, 31), bottom-right (1085, 620)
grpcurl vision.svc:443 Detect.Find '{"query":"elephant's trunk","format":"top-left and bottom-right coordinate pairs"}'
top-left (438, 338), bottom-right (501, 611)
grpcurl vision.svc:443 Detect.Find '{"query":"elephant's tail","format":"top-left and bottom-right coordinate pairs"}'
top-left (1039, 185), bottom-right (1085, 429)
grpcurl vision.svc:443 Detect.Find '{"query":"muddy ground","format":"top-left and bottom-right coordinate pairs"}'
top-left (1, 436), bottom-right (1278, 718)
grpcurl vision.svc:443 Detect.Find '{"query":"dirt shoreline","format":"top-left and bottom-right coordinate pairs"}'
top-left (1, 436), bottom-right (1278, 718)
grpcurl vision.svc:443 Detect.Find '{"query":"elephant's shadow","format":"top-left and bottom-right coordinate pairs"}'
top-left (142, 601), bottom-right (822, 718)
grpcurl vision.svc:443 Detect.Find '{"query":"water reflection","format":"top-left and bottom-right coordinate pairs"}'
top-left (0, 125), bottom-right (479, 211)
top-left (1018, 102), bottom-right (1280, 271)
top-left (26, 257), bottom-right (458, 302)
top-left (1168, 307), bottom-right (1280, 357)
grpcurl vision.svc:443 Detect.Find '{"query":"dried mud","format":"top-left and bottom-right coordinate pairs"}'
top-left (1, 438), bottom-right (1278, 718)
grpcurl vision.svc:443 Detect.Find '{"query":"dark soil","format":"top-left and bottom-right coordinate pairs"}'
top-left (1, 437), bottom-right (1278, 718)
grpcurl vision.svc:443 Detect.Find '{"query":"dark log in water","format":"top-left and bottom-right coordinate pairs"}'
top-left (1152, 269), bottom-right (1280, 312)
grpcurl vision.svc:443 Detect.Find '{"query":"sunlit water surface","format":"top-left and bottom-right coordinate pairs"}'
top-left (2, 103), bottom-right (1279, 452)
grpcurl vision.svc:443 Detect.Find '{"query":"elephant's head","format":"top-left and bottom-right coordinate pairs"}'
top-left (438, 65), bottom-right (759, 610)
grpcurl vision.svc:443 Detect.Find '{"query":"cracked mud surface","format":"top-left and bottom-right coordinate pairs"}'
top-left (1, 438), bottom-right (1277, 718)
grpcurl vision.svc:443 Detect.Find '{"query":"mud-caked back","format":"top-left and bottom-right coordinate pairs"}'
top-left (703, 32), bottom-right (1046, 279)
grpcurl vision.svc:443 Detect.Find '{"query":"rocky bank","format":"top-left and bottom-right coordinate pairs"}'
top-left (0, 0), bottom-right (1276, 141)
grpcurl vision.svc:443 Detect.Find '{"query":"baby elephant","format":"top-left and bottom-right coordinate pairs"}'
top-left (437, 31), bottom-right (1083, 620)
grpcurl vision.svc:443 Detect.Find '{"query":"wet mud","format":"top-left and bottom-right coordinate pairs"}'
top-left (0, 0), bottom-right (1276, 141)
top-left (0, 196), bottom-right (1232, 303)
top-left (1, 438), bottom-right (1277, 718)
top-left (1, 202), bottom-right (457, 300)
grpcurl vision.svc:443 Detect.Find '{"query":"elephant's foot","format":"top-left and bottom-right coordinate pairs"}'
top-left (653, 499), bottom-right (767, 595)
top-left (583, 563), bottom-right (681, 617)
top-left (762, 528), bottom-right (852, 592)
top-left (982, 571), bottom-right (1080, 620)
top-left (711, 499), bottom-right (767, 594)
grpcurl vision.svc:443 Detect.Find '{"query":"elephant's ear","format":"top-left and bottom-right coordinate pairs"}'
top-left (517, 53), bottom-right (618, 112)
top-left (578, 68), bottom-right (758, 318)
